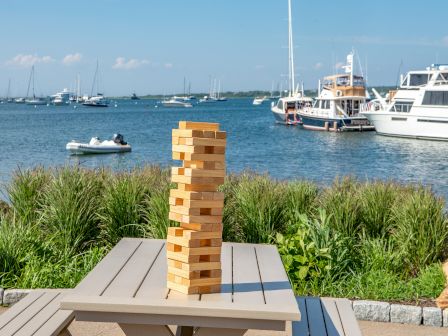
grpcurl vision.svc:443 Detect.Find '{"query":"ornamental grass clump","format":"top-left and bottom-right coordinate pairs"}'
top-left (231, 173), bottom-right (287, 244)
top-left (391, 186), bottom-right (448, 275)
top-left (7, 167), bottom-right (50, 225)
top-left (99, 173), bottom-right (147, 246)
top-left (39, 167), bottom-right (102, 255)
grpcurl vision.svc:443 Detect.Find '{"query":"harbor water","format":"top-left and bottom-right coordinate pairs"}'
top-left (1, 98), bottom-right (448, 201)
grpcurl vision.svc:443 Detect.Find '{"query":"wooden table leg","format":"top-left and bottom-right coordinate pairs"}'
top-left (119, 323), bottom-right (174, 336)
top-left (176, 326), bottom-right (194, 336)
top-left (195, 328), bottom-right (247, 336)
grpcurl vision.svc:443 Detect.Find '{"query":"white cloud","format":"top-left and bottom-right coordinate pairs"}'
top-left (112, 57), bottom-right (149, 70)
top-left (314, 62), bottom-right (323, 70)
top-left (164, 63), bottom-right (173, 69)
top-left (62, 53), bottom-right (82, 65)
top-left (6, 54), bottom-right (54, 67)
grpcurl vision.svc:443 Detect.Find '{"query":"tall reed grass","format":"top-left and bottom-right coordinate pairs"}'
top-left (0, 166), bottom-right (446, 301)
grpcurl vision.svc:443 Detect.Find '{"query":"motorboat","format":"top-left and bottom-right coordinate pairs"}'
top-left (14, 98), bottom-right (25, 104)
top-left (253, 96), bottom-right (269, 105)
top-left (296, 51), bottom-right (374, 132)
top-left (198, 95), bottom-right (217, 103)
top-left (66, 134), bottom-right (131, 155)
top-left (82, 94), bottom-right (109, 107)
top-left (362, 64), bottom-right (448, 140)
top-left (131, 93), bottom-right (140, 100)
top-left (161, 98), bottom-right (193, 108)
top-left (271, 0), bottom-right (314, 125)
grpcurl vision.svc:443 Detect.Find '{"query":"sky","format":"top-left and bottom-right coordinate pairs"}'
top-left (1, 0), bottom-right (448, 96)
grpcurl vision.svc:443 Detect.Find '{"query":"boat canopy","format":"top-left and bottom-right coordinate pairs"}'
top-left (322, 74), bottom-right (365, 89)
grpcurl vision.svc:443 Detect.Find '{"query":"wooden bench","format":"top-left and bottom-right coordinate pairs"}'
top-left (293, 297), bottom-right (362, 336)
top-left (0, 290), bottom-right (74, 336)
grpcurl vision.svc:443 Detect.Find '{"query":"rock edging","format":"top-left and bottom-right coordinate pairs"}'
top-left (1, 289), bottom-right (448, 327)
top-left (353, 300), bottom-right (447, 327)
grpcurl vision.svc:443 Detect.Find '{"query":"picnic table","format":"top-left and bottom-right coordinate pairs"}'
top-left (60, 238), bottom-right (300, 336)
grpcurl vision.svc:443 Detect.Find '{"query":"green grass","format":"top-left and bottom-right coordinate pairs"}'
top-left (0, 166), bottom-right (446, 303)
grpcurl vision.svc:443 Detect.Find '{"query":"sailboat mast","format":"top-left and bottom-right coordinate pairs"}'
top-left (26, 66), bottom-right (34, 99)
top-left (91, 60), bottom-right (98, 97)
top-left (7, 79), bottom-right (10, 100)
top-left (288, 0), bottom-right (295, 97)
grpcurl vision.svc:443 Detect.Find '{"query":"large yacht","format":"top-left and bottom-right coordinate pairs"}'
top-left (362, 64), bottom-right (448, 140)
top-left (271, 0), bottom-right (313, 125)
top-left (296, 52), bottom-right (374, 132)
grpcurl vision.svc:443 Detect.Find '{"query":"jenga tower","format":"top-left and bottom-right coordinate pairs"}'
top-left (167, 121), bottom-right (226, 295)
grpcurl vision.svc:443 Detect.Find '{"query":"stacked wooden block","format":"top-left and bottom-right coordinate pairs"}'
top-left (167, 121), bottom-right (226, 294)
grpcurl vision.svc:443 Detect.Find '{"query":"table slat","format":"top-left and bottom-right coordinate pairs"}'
top-left (335, 299), bottom-right (362, 336)
top-left (292, 297), bottom-right (309, 336)
top-left (14, 293), bottom-right (67, 336)
top-left (0, 292), bottom-right (44, 330)
top-left (306, 297), bottom-right (328, 336)
top-left (0, 292), bottom-right (59, 336)
top-left (75, 238), bottom-right (142, 295)
top-left (200, 243), bottom-right (232, 303)
top-left (102, 240), bottom-right (165, 298)
top-left (255, 244), bottom-right (298, 315)
top-left (134, 243), bottom-right (169, 299)
top-left (321, 298), bottom-right (345, 336)
top-left (232, 244), bottom-right (264, 305)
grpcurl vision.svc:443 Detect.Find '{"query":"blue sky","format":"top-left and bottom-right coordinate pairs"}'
top-left (1, 0), bottom-right (448, 96)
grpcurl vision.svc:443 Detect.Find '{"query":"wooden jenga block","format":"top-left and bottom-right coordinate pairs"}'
top-left (168, 258), bottom-right (221, 272)
top-left (172, 167), bottom-right (226, 178)
top-left (167, 281), bottom-right (221, 295)
top-left (167, 250), bottom-right (221, 264)
top-left (184, 137), bottom-right (226, 146)
top-left (173, 152), bottom-right (225, 162)
top-left (171, 174), bottom-right (225, 185)
top-left (179, 121), bottom-right (220, 131)
top-left (177, 183), bottom-right (221, 192)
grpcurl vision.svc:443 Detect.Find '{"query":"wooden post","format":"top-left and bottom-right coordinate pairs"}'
top-left (167, 121), bottom-right (226, 295)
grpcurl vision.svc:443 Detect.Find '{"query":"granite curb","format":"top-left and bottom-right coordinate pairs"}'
top-left (1, 289), bottom-right (448, 327)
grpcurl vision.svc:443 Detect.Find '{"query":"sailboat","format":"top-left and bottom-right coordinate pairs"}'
top-left (25, 66), bottom-right (47, 105)
top-left (83, 61), bottom-right (109, 107)
top-left (271, 0), bottom-right (313, 125)
top-left (5, 79), bottom-right (13, 103)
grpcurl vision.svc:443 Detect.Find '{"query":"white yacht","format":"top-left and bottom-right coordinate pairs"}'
top-left (296, 51), bottom-right (374, 132)
top-left (271, 0), bottom-right (313, 125)
top-left (161, 97), bottom-right (193, 108)
top-left (362, 64), bottom-right (448, 141)
top-left (253, 96), bottom-right (269, 105)
top-left (51, 88), bottom-right (72, 106)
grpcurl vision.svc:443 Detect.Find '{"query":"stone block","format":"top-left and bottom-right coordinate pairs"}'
top-left (3, 289), bottom-right (33, 306)
top-left (423, 307), bottom-right (442, 327)
top-left (353, 300), bottom-right (390, 322)
top-left (443, 309), bottom-right (448, 327)
top-left (390, 304), bottom-right (422, 325)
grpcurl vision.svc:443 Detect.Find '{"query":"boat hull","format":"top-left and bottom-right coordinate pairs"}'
top-left (82, 103), bottom-right (108, 107)
top-left (66, 143), bottom-right (132, 155)
top-left (271, 108), bottom-right (302, 125)
top-left (363, 111), bottom-right (448, 141)
top-left (298, 113), bottom-right (374, 132)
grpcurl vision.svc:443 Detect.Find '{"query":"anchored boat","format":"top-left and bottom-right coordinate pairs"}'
top-left (66, 134), bottom-right (131, 155)
top-left (297, 51), bottom-right (374, 132)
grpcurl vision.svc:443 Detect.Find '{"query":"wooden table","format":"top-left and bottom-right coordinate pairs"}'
top-left (61, 238), bottom-right (300, 336)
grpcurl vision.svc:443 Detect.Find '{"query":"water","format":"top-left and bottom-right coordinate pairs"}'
top-left (1, 98), bottom-right (448, 200)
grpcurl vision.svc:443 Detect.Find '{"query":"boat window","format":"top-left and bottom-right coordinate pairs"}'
top-left (392, 101), bottom-right (413, 112)
top-left (409, 74), bottom-right (429, 86)
top-left (422, 91), bottom-right (448, 106)
top-left (436, 73), bottom-right (448, 83)
top-left (401, 75), bottom-right (409, 87)
top-left (277, 100), bottom-right (284, 110)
